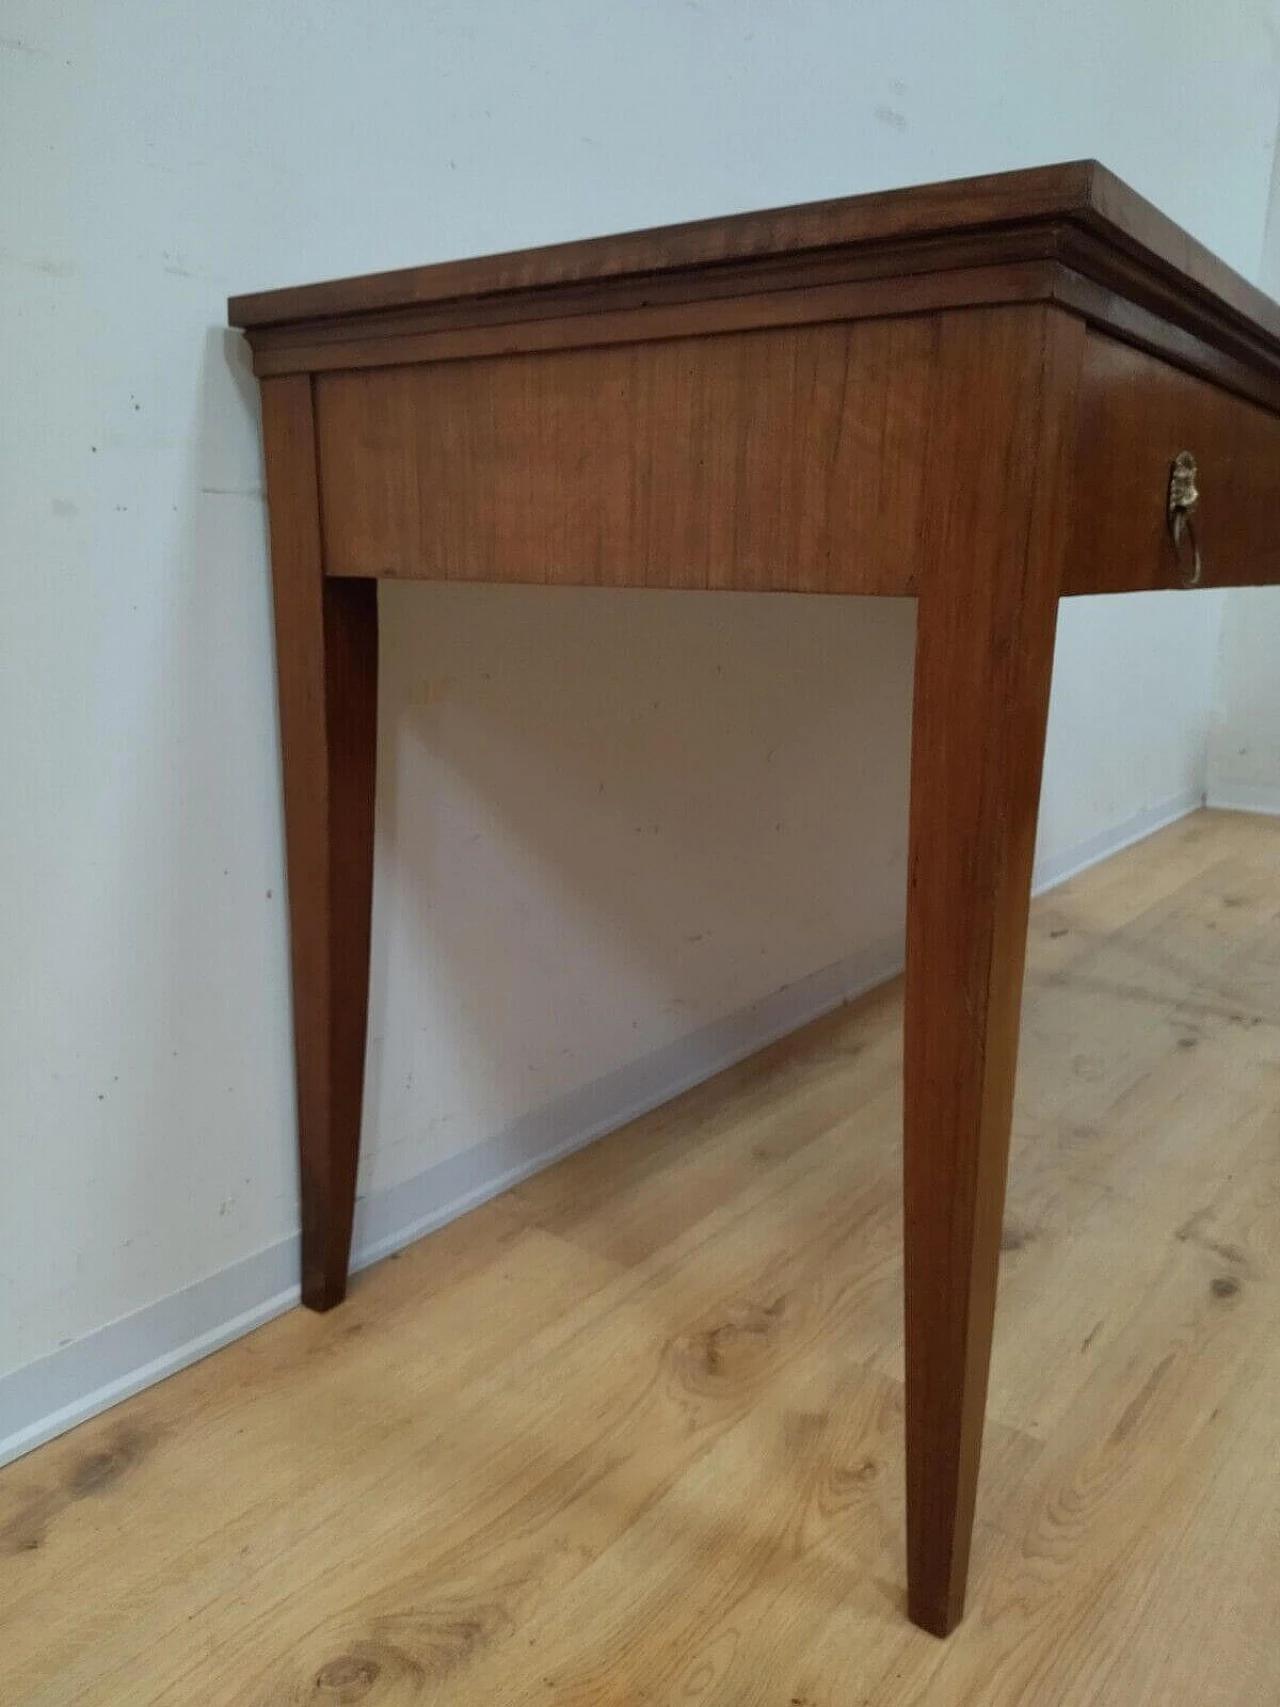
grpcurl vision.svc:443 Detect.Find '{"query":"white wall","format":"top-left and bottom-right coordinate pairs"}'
top-left (1208, 131), bottom-right (1280, 816)
top-left (1208, 592), bottom-right (1280, 813)
top-left (3, 0), bottom-right (1278, 1457)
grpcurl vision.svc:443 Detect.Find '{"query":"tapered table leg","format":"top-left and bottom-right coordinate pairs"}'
top-left (902, 305), bottom-right (1082, 1634)
top-left (261, 375), bottom-right (378, 1311)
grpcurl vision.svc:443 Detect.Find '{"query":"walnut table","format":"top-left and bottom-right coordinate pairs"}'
top-left (229, 162), bottom-right (1280, 1635)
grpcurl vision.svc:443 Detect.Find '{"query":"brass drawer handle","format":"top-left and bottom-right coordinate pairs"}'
top-left (1168, 451), bottom-right (1202, 587)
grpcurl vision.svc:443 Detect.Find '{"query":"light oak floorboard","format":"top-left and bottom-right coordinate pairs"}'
top-left (1, 809), bottom-right (1276, 1705)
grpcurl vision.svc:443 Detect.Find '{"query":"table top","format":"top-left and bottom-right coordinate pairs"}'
top-left (228, 161), bottom-right (1280, 389)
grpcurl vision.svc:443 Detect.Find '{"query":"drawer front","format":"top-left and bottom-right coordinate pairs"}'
top-left (1065, 332), bottom-right (1280, 595)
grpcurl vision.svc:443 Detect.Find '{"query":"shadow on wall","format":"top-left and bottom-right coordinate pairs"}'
top-left (362, 580), bottom-right (916, 1190)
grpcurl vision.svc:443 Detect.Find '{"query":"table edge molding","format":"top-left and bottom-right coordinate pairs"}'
top-left (228, 161), bottom-right (1280, 409)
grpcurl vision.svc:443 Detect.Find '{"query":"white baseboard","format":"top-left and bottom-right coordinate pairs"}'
top-left (1030, 787), bottom-right (1204, 893)
top-left (0, 788), bottom-right (1210, 1469)
top-left (1205, 781), bottom-right (1280, 817)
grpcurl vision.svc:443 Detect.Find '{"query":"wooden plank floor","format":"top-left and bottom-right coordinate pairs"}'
top-left (2, 808), bottom-right (1278, 1706)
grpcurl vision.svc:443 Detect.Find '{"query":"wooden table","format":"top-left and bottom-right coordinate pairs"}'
top-left (229, 161), bottom-right (1280, 1636)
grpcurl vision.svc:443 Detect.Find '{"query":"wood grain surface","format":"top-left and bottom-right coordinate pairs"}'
top-left (227, 159), bottom-right (1280, 363)
top-left (260, 376), bottom-right (378, 1310)
top-left (1065, 329), bottom-right (1280, 593)
top-left (229, 162), bottom-right (1280, 411)
top-left (228, 161), bottom-right (1107, 324)
top-left (315, 317), bottom-right (937, 593)
top-left (312, 306), bottom-right (1280, 598)
top-left (902, 304), bottom-right (1084, 1633)
top-left (2, 810), bottom-right (1277, 1705)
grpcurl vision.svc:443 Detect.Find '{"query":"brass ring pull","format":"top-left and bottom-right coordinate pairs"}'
top-left (1167, 451), bottom-right (1202, 588)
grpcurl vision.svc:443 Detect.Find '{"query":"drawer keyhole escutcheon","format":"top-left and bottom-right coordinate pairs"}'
top-left (1167, 450), bottom-right (1202, 587)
